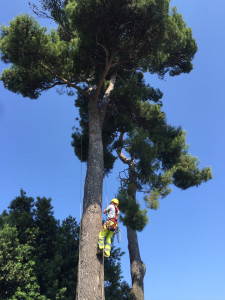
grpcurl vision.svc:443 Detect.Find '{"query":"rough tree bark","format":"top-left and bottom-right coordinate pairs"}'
top-left (127, 162), bottom-right (146, 300)
top-left (76, 98), bottom-right (105, 300)
top-left (76, 74), bottom-right (116, 300)
top-left (126, 225), bottom-right (146, 300)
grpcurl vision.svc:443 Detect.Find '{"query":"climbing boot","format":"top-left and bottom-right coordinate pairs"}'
top-left (97, 248), bottom-right (103, 255)
top-left (103, 252), bottom-right (110, 258)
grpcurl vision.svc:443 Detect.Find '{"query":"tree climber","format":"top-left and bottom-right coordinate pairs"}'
top-left (97, 198), bottom-right (120, 258)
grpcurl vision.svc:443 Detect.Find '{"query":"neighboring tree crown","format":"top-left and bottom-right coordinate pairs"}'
top-left (0, 190), bottom-right (132, 299)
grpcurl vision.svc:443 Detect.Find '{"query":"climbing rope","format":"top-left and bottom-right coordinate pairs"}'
top-left (79, 138), bottom-right (83, 227)
top-left (102, 179), bottom-right (108, 299)
top-left (76, 133), bottom-right (83, 300)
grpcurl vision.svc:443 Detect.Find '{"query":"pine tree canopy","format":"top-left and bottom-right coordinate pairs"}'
top-left (73, 80), bottom-right (212, 231)
top-left (0, 0), bottom-right (197, 99)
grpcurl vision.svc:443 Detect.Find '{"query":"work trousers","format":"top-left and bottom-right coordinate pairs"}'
top-left (98, 221), bottom-right (116, 256)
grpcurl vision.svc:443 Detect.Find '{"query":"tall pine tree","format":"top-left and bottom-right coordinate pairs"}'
top-left (1, 1), bottom-right (197, 297)
top-left (72, 73), bottom-right (212, 299)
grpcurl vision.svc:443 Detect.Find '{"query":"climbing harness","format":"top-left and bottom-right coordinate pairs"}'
top-left (105, 220), bottom-right (117, 231)
top-left (76, 132), bottom-right (83, 299)
top-left (105, 204), bottom-right (119, 230)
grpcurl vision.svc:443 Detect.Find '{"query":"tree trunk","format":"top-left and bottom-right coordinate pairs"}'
top-left (127, 162), bottom-right (146, 300)
top-left (127, 225), bottom-right (146, 300)
top-left (76, 98), bottom-right (105, 300)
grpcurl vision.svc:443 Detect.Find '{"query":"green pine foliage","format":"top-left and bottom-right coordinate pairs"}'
top-left (74, 83), bottom-right (212, 231)
top-left (0, 0), bottom-right (205, 256)
top-left (118, 189), bottom-right (148, 231)
top-left (0, 0), bottom-right (197, 99)
top-left (0, 1), bottom-right (208, 297)
top-left (0, 190), bottom-right (131, 300)
top-left (172, 154), bottom-right (213, 189)
top-left (117, 127), bottom-right (212, 230)
top-left (72, 72), bottom-right (164, 175)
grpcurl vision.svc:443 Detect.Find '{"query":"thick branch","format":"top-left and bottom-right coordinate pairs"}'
top-left (92, 52), bottom-right (117, 103)
top-left (100, 73), bottom-right (117, 123)
top-left (92, 64), bottom-right (110, 103)
top-left (116, 132), bottom-right (132, 166)
top-left (102, 73), bottom-right (117, 105)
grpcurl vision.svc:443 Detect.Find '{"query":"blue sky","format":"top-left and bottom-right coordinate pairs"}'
top-left (0, 1), bottom-right (224, 300)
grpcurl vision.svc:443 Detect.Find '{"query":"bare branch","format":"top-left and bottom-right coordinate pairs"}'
top-left (28, 1), bottom-right (76, 39)
top-left (38, 81), bottom-right (65, 93)
top-left (100, 72), bottom-right (117, 124)
top-left (102, 73), bottom-right (117, 105)
top-left (38, 62), bottom-right (90, 99)
top-left (117, 169), bottom-right (130, 182)
top-left (92, 50), bottom-right (118, 103)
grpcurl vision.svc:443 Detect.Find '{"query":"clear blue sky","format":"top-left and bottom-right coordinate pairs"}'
top-left (0, 1), bottom-right (224, 300)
